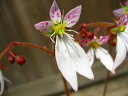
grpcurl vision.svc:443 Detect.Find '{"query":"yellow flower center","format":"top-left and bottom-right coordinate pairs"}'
top-left (52, 23), bottom-right (67, 35)
top-left (88, 41), bottom-right (100, 49)
top-left (119, 25), bottom-right (125, 32)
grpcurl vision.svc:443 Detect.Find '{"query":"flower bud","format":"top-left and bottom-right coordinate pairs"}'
top-left (0, 63), bottom-right (8, 70)
top-left (8, 56), bottom-right (15, 64)
top-left (15, 56), bottom-right (25, 65)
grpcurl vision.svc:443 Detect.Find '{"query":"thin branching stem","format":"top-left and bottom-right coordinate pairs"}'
top-left (0, 41), bottom-right (54, 60)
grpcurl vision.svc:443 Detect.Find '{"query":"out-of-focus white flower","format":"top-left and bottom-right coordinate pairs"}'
top-left (112, 14), bottom-right (128, 71)
top-left (0, 71), bottom-right (4, 95)
top-left (81, 36), bottom-right (114, 73)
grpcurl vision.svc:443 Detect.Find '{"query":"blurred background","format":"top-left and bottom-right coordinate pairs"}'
top-left (0, 0), bottom-right (128, 96)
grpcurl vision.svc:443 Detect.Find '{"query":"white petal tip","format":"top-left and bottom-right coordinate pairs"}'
top-left (111, 70), bottom-right (115, 74)
top-left (88, 75), bottom-right (94, 80)
top-left (74, 88), bottom-right (78, 91)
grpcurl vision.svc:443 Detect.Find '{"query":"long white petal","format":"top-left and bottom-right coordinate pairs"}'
top-left (95, 47), bottom-right (114, 72)
top-left (55, 34), bottom-right (94, 91)
top-left (0, 71), bottom-right (4, 95)
top-left (87, 48), bottom-right (94, 67)
top-left (120, 32), bottom-right (128, 50)
top-left (113, 35), bottom-right (127, 70)
top-left (55, 35), bottom-right (78, 91)
top-left (63, 34), bottom-right (94, 79)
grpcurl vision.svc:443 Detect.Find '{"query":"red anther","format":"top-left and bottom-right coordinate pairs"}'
top-left (111, 42), bottom-right (116, 46)
top-left (15, 56), bottom-right (25, 65)
top-left (110, 34), bottom-right (117, 47)
top-left (81, 32), bottom-right (87, 38)
top-left (87, 32), bottom-right (94, 40)
top-left (0, 63), bottom-right (8, 70)
top-left (8, 56), bottom-right (15, 64)
top-left (110, 38), bottom-right (116, 46)
top-left (79, 23), bottom-right (88, 32)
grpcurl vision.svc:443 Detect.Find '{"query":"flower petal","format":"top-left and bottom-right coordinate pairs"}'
top-left (113, 8), bottom-right (125, 18)
top-left (64, 34), bottom-right (94, 79)
top-left (99, 35), bottom-right (109, 45)
top-left (113, 35), bottom-right (127, 70)
top-left (55, 34), bottom-right (94, 91)
top-left (120, 32), bottom-right (128, 50)
top-left (95, 47), bottom-right (114, 72)
top-left (125, 26), bottom-right (128, 33)
top-left (64, 5), bottom-right (82, 27)
top-left (87, 48), bottom-right (94, 67)
top-left (55, 35), bottom-right (78, 91)
top-left (35, 21), bottom-right (53, 32)
top-left (0, 71), bottom-right (4, 95)
top-left (50, 0), bottom-right (61, 23)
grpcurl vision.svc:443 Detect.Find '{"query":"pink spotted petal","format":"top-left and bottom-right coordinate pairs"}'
top-left (99, 35), bottom-right (109, 45)
top-left (64, 5), bottom-right (82, 27)
top-left (35, 21), bottom-right (53, 32)
top-left (50, 0), bottom-right (61, 24)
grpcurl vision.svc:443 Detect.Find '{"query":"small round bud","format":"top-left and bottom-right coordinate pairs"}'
top-left (15, 56), bottom-right (25, 65)
top-left (8, 56), bottom-right (15, 64)
top-left (87, 33), bottom-right (94, 40)
top-left (81, 32), bottom-right (87, 38)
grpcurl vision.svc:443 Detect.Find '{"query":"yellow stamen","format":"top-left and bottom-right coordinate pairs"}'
top-left (88, 41), bottom-right (100, 49)
top-left (120, 26), bottom-right (125, 32)
top-left (53, 23), bottom-right (67, 35)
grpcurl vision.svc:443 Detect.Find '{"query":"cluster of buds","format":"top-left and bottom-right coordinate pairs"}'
top-left (78, 23), bottom-right (114, 73)
top-left (78, 23), bottom-right (94, 40)
top-left (8, 51), bottom-right (25, 65)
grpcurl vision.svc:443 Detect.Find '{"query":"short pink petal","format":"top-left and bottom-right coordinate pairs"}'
top-left (99, 35), bottom-right (109, 45)
top-left (35, 21), bottom-right (53, 32)
top-left (50, 0), bottom-right (61, 23)
top-left (64, 5), bottom-right (82, 27)
top-left (113, 8), bottom-right (125, 18)
top-left (118, 14), bottom-right (128, 26)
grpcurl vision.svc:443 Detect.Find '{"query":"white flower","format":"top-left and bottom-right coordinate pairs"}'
top-left (35, 0), bottom-right (94, 91)
top-left (0, 71), bottom-right (4, 95)
top-left (113, 14), bottom-right (128, 71)
top-left (82, 36), bottom-right (114, 73)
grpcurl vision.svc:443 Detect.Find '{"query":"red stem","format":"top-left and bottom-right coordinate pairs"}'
top-left (62, 76), bottom-right (70, 96)
top-left (85, 22), bottom-right (114, 28)
top-left (0, 41), bottom-right (54, 60)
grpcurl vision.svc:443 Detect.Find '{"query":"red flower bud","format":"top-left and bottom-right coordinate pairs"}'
top-left (8, 56), bottom-right (15, 64)
top-left (15, 56), bottom-right (25, 65)
top-left (0, 63), bottom-right (8, 70)
top-left (81, 32), bottom-right (87, 38)
top-left (87, 32), bottom-right (94, 40)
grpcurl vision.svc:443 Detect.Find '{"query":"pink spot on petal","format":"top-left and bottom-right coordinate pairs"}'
top-left (45, 22), bottom-right (48, 25)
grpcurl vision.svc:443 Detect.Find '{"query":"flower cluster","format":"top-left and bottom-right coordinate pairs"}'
top-left (1, 0), bottom-right (128, 95)
top-left (34, 0), bottom-right (128, 91)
